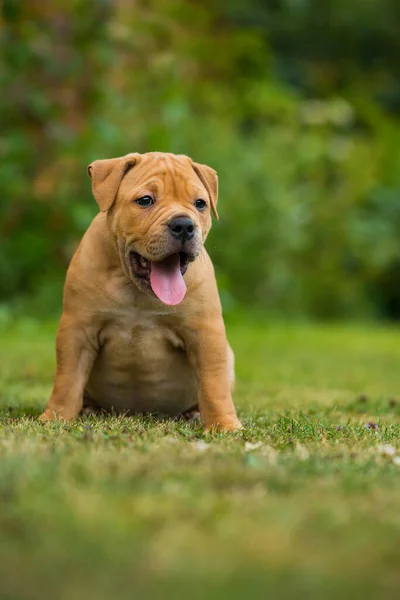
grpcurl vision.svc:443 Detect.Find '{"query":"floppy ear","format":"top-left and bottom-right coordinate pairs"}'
top-left (192, 161), bottom-right (219, 220)
top-left (87, 153), bottom-right (140, 212)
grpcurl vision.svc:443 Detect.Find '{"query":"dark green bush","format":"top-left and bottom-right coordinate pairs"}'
top-left (1, 0), bottom-right (400, 318)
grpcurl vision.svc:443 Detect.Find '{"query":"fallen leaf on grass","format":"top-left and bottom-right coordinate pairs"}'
top-left (377, 444), bottom-right (396, 457)
top-left (295, 444), bottom-right (310, 461)
top-left (244, 441), bottom-right (263, 452)
top-left (191, 440), bottom-right (210, 452)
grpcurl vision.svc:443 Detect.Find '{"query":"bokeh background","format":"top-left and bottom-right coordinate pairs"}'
top-left (2, 0), bottom-right (400, 320)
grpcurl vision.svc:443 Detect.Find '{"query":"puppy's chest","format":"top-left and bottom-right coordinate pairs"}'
top-left (100, 313), bottom-right (186, 367)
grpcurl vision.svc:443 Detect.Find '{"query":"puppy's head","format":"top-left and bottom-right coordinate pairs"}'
top-left (88, 152), bottom-right (218, 305)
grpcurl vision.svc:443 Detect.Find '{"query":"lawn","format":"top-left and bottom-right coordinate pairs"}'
top-left (1, 317), bottom-right (400, 600)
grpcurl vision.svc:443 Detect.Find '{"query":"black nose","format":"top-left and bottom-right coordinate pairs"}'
top-left (168, 217), bottom-right (195, 242)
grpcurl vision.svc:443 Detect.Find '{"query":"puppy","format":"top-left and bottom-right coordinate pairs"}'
top-left (40, 152), bottom-right (242, 432)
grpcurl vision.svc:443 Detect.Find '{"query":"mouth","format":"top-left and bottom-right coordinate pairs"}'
top-left (129, 251), bottom-right (192, 306)
top-left (130, 251), bottom-right (190, 280)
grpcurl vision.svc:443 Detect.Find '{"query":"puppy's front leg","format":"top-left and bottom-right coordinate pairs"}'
top-left (186, 321), bottom-right (242, 432)
top-left (40, 313), bottom-right (98, 422)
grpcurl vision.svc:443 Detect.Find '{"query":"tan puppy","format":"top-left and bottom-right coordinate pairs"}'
top-left (40, 152), bottom-right (242, 432)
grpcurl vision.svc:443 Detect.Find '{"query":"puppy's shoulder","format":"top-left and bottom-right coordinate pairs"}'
top-left (184, 249), bottom-right (222, 317)
top-left (68, 213), bottom-right (111, 274)
top-left (63, 214), bottom-right (118, 310)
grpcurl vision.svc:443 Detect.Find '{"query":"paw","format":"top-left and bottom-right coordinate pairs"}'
top-left (39, 409), bottom-right (57, 422)
top-left (180, 408), bottom-right (201, 422)
top-left (185, 410), bottom-right (201, 421)
top-left (39, 407), bottom-right (75, 422)
top-left (204, 418), bottom-right (243, 433)
top-left (80, 406), bottom-right (99, 416)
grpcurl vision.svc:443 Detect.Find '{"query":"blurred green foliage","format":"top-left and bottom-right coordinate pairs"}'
top-left (1, 0), bottom-right (400, 319)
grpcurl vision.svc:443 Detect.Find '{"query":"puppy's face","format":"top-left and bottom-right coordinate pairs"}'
top-left (88, 152), bottom-right (218, 305)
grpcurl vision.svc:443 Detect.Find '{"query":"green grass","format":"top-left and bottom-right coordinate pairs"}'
top-left (1, 317), bottom-right (400, 599)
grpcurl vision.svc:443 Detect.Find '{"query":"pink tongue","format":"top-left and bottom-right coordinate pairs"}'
top-left (150, 254), bottom-right (186, 305)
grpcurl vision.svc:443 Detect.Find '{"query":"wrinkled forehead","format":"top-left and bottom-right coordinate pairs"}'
top-left (120, 153), bottom-right (207, 198)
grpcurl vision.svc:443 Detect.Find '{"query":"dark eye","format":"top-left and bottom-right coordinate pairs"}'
top-left (135, 195), bottom-right (154, 207)
top-left (194, 199), bottom-right (207, 211)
